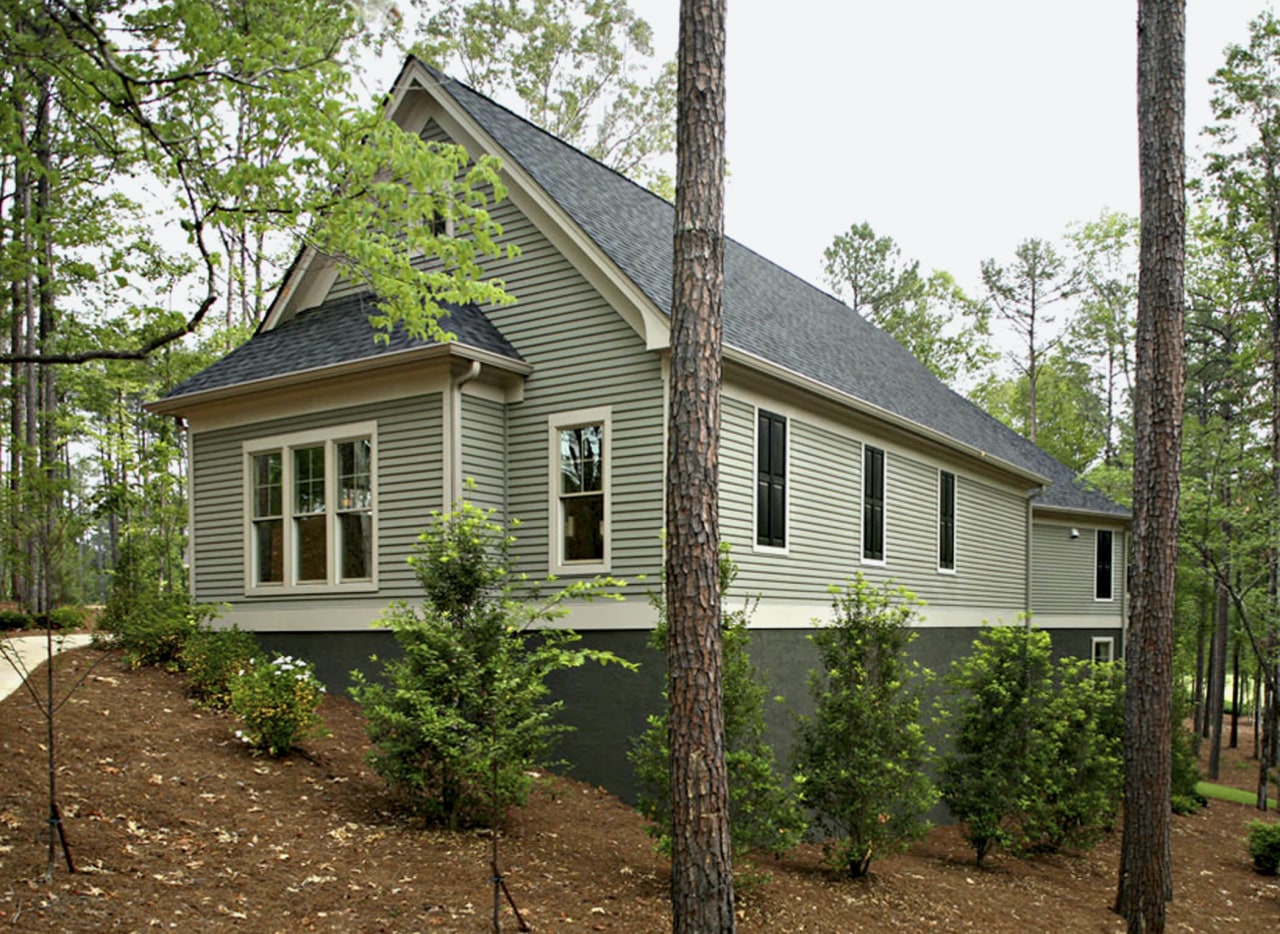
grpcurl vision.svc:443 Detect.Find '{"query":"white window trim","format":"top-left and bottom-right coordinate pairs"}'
top-left (937, 468), bottom-right (957, 575)
top-left (753, 407), bottom-right (790, 556)
top-left (1092, 635), bottom-right (1116, 664)
top-left (547, 406), bottom-right (612, 576)
top-left (861, 442), bottom-right (888, 567)
top-left (1095, 528), bottom-right (1115, 602)
top-left (242, 420), bottom-right (378, 596)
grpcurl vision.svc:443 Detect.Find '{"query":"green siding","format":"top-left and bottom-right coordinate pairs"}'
top-left (460, 393), bottom-right (506, 518)
top-left (1032, 521), bottom-right (1126, 618)
top-left (190, 393), bottom-right (443, 609)
top-left (721, 394), bottom-right (1026, 614)
top-left (325, 118), bottom-right (664, 583)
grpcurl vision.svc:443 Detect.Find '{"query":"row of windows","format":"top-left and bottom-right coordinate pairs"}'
top-left (237, 409), bottom-right (1118, 598)
top-left (755, 409), bottom-right (956, 572)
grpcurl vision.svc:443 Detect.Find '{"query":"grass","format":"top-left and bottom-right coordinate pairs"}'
top-left (1196, 781), bottom-right (1276, 810)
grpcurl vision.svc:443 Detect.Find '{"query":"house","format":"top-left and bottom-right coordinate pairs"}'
top-left (149, 59), bottom-right (1130, 796)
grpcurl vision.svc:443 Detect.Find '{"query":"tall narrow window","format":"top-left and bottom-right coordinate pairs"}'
top-left (252, 452), bottom-right (283, 584)
top-left (863, 444), bottom-right (885, 562)
top-left (559, 423), bottom-right (605, 562)
top-left (756, 409), bottom-right (786, 548)
top-left (293, 445), bottom-right (327, 582)
top-left (1095, 529), bottom-right (1114, 600)
top-left (939, 469), bottom-right (956, 571)
top-left (337, 439), bottom-right (372, 581)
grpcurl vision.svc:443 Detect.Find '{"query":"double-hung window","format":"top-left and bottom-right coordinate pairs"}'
top-left (862, 444), bottom-right (886, 562)
top-left (756, 409), bottom-right (787, 549)
top-left (245, 422), bottom-right (376, 593)
top-left (938, 469), bottom-right (956, 572)
top-left (549, 407), bottom-right (611, 574)
top-left (1095, 529), bottom-right (1114, 601)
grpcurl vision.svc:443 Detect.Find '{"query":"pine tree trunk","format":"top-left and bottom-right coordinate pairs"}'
top-left (666, 1), bottom-right (734, 930)
top-left (1116, 1), bottom-right (1184, 930)
top-left (1208, 579), bottom-right (1228, 778)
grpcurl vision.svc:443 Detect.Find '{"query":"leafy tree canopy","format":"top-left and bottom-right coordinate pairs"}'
top-left (410, 0), bottom-right (676, 197)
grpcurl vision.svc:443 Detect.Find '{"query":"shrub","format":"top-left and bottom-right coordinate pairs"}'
top-left (937, 625), bottom-right (1055, 865)
top-left (100, 592), bottom-right (211, 670)
top-left (937, 625), bottom-right (1125, 864)
top-left (630, 547), bottom-right (805, 879)
top-left (49, 606), bottom-right (86, 630)
top-left (1020, 658), bottom-right (1124, 851)
top-left (229, 654), bottom-right (328, 756)
top-left (793, 575), bottom-right (937, 877)
top-left (1247, 820), bottom-right (1280, 875)
top-left (185, 626), bottom-right (262, 709)
top-left (0, 609), bottom-right (32, 630)
top-left (350, 501), bottom-right (632, 829)
top-left (1171, 694), bottom-right (1207, 814)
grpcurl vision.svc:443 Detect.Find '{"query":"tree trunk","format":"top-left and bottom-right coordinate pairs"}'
top-left (1230, 639), bottom-right (1240, 750)
top-left (1208, 579), bottom-right (1228, 778)
top-left (1116, 2), bottom-right (1184, 931)
top-left (666, 1), bottom-right (733, 931)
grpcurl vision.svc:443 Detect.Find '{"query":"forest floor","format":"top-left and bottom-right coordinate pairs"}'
top-left (0, 644), bottom-right (1277, 932)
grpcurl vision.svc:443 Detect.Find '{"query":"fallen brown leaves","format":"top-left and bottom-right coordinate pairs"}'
top-left (0, 646), bottom-right (1275, 932)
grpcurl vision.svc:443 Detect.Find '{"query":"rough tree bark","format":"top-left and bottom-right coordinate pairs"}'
top-left (1116, 1), bottom-right (1185, 931)
top-left (666, 0), bottom-right (734, 930)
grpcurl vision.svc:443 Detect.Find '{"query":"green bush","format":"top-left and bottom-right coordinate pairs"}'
top-left (0, 609), bottom-right (33, 630)
top-left (1171, 694), bottom-right (1207, 814)
top-left (100, 592), bottom-right (211, 670)
top-left (50, 606), bottom-right (86, 630)
top-left (793, 575), bottom-right (937, 877)
top-left (351, 501), bottom-right (633, 829)
top-left (1020, 658), bottom-right (1124, 851)
top-left (185, 626), bottom-right (262, 709)
top-left (1247, 820), bottom-right (1280, 874)
top-left (630, 547), bottom-right (805, 879)
top-left (937, 625), bottom-right (1125, 864)
top-left (229, 654), bottom-right (328, 756)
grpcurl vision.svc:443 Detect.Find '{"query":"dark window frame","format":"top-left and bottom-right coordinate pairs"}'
top-left (863, 444), bottom-right (886, 562)
top-left (938, 469), bottom-right (956, 571)
top-left (1095, 529), bottom-right (1114, 601)
top-left (755, 409), bottom-right (787, 549)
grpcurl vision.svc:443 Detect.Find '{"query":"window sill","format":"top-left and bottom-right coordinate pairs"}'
top-left (245, 580), bottom-right (378, 597)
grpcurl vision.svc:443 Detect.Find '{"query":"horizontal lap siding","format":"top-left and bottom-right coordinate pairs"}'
top-left (1032, 522), bottom-right (1124, 619)
top-left (461, 394), bottom-right (506, 518)
top-left (722, 395), bottom-right (1026, 614)
top-left (482, 200), bottom-right (664, 583)
top-left (190, 394), bottom-right (442, 609)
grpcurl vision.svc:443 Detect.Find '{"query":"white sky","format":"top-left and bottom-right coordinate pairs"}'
top-left (624, 0), bottom-right (1267, 297)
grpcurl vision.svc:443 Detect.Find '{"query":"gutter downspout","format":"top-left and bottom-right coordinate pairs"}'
top-left (449, 361), bottom-right (482, 504)
top-left (1025, 486), bottom-right (1043, 627)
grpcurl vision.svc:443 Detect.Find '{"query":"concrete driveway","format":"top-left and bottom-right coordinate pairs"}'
top-left (0, 633), bottom-right (94, 703)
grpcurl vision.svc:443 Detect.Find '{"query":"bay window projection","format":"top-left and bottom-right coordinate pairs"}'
top-left (246, 424), bottom-right (375, 591)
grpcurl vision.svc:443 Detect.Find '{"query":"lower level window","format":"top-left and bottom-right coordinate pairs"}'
top-left (1092, 636), bottom-right (1115, 665)
top-left (245, 423), bottom-right (376, 591)
top-left (549, 407), bottom-right (611, 573)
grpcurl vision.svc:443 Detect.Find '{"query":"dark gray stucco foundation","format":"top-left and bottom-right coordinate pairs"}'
top-left (254, 623), bottom-right (1124, 807)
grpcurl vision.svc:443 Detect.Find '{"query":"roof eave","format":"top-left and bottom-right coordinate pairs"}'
top-left (724, 345), bottom-right (1051, 487)
top-left (1031, 502), bottom-right (1133, 524)
top-left (146, 342), bottom-right (531, 417)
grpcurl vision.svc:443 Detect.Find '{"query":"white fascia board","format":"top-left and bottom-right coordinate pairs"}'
top-left (146, 343), bottom-right (530, 417)
top-left (404, 61), bottom-right (671, 352)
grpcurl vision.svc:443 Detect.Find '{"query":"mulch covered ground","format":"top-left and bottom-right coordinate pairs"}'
top-left (0, 645), bottom-right (1277, 932)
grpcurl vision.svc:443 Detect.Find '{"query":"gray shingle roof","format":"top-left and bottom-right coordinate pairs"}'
top-left (430, 68), bottom-right (1125, 517)
top-left (164, 294), bottom-right (524, 399)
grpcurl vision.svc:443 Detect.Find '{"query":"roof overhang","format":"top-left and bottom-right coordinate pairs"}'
top-left (146, 342), bottom-right (530, 418)
top-left (1031, 502), bottom-right (1133, 525)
